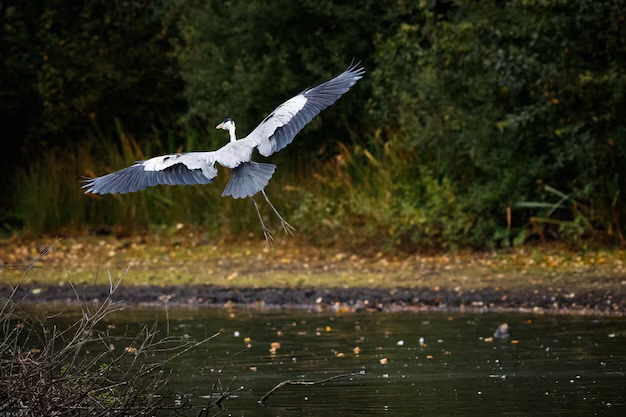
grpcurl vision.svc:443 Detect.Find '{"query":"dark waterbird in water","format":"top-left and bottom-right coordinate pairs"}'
top-left (493, 323), bottom-right (511, 339)
top-left (83, 63), bottom-right (365, 243)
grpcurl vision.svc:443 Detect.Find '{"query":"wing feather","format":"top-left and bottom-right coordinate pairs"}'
top-left (83, 152), bottom-right (217, 195)
top-left (245, 63), bottom-right (365, 157)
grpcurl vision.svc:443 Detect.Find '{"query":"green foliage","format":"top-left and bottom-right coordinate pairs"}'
top-left (292, 138), bottom-right (475, 250)
top-left (3, 0), bottom-right (626, 250)
top-left (12, 127), bottom-right (273, 236)
top-left (0, 0), bottom-right (187, 222)
top-left (172, 0), bottom-right (386, 159)
top-left (515, 185), bottom-right (595, 243)
top-left (370, 0), bottom-right (626, 246)
top-left (1, 1), bottom-right (184, 145)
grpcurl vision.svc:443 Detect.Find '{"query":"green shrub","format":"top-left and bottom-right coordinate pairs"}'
top-left (369, 0), bottom-right (626, 246)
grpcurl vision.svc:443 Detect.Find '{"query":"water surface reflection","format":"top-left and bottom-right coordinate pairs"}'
top-left (52, 308), bottom-right (625, 416)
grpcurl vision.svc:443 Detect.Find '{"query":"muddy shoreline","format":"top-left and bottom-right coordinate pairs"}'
top-left (2, 282), bottom-right (623, 315)
top-left (2, 237), bottom-right (626, 315)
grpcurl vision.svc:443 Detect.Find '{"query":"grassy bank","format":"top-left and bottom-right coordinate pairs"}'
top-left (2, 235), bottom-right (625, 300)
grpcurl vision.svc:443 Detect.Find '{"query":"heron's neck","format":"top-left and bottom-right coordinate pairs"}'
top-left (228, 126), bottom-right (237, 142)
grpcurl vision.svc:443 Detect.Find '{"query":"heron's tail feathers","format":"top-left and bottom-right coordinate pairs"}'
top-left (222, 162), bottom-right (276, 199)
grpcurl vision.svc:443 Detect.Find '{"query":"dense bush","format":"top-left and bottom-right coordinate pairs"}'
top-left (0, 0), bottom-right (185, 223)
top-left (369, 0), bottom-right (626, 246)
top-left (1, 0), bottom-right (183, 144)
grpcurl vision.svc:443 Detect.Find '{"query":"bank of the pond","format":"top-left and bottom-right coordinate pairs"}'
top-left (1, 235), bottom-right (625, 314)
top-left (1, 282), bottom-right (623, 315)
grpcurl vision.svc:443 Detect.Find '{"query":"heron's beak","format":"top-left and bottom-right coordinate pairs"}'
top-left (216, 122), bottom-right (223, 129)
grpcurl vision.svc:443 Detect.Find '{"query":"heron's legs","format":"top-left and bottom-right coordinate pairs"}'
top-left (251, 197), bottom-right (274, 245)
top-left (261, 190), bottom-right (295, 236)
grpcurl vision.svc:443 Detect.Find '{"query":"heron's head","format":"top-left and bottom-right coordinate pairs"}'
top-left (216, 118), bottom-right (235, 131)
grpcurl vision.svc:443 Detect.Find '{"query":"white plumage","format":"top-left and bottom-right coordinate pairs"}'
top-left (83, 63), bottom-right (365, 242)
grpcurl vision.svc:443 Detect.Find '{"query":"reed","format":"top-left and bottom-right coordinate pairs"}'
top-left (13, 124), bottom-right (306, 239)
top-left (289, 132), bottom-right (474, 250)
top-left (12, 126), bottom-right (477, 249)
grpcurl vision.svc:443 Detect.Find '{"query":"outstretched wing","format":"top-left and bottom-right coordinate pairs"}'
top-left (244, 63), bottom-right (365, 157)
top-left (83, 64), bottom-right (365, 196)
top-left (83, 152), bottom-right (218, 195)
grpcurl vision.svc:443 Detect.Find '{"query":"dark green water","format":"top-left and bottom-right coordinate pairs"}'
top-left (54, 308), bottom-right (626, 416)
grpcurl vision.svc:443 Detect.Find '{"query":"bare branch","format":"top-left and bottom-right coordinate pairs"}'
top-left (1, 241), bottom-right (216, 416)
top-left (0, 238), bottom-right (62, 317)
top-left (258, 371), bottom-right (364, 405)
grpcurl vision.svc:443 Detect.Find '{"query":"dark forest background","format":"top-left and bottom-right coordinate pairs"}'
top-left (1, 0), bottom-right (625, 250)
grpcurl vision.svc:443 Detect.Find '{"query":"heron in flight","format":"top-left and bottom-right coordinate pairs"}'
top-left (83, 63), bottom-right (365, 243)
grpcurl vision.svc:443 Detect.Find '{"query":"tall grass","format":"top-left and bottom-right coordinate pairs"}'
top-left (289, 132), bottom-right (475, 250)
top-left (13, 124), bottom-right (273, 237)
top-left (12, 126), bottom-right (481, 250)
top-left (26, 123), bottom-right (602, 251)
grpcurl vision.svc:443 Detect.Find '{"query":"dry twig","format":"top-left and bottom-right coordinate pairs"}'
top-left (258, 371), bottom-right (364, 405)
top-left (1, 239), bottom-right (218, 416)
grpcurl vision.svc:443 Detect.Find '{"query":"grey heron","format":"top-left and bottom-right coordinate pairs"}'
top-left (83, 63), bottom-right (365, 243)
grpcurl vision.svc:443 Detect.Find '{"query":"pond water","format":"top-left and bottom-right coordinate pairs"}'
top-left (49, 307), bottom-right (625, 416)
